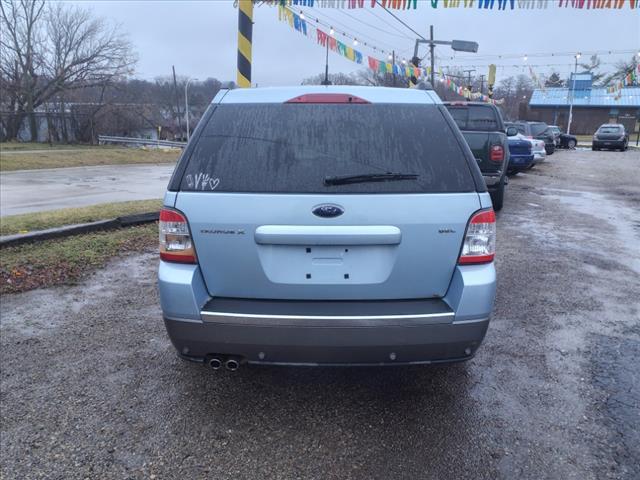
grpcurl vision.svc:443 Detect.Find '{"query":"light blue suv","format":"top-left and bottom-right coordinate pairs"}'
top-left (158, 86), bottom-right (496, 370)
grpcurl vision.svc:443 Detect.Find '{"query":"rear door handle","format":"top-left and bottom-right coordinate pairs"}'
top-left (254, 225), bottom-right (401, 246)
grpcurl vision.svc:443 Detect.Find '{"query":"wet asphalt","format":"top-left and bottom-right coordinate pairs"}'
top-left (0, 163), bottom-right (174, 217)
top-left (1, 149), bottom-right (639, 479)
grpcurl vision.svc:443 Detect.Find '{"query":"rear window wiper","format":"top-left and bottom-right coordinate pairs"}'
top-left (323, 172), bottom-right (419, 186)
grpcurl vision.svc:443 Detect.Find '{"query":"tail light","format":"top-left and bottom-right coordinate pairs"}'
top-left (490, 145), bottom-right (504, 162)
top-left (159, 208), bottom-right (196, 263)
top-left (459, 209), bottom-right (496, 265)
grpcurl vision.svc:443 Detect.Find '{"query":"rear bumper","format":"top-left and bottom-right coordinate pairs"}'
top-left (165, 316), bottom-right (489, 366)
top-left (593, 140), bottom-right (625, 149)
top-left (508, 154), bottom-right (534, 171)
top-left (482, 173), bottom-right (503, 189)
top-left (533, 152), bottom-right (546, 163)
top-left (159, 261), bottom-right (496, 366)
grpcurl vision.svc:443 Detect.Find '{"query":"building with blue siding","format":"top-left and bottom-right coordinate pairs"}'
top-left (528, 73), bottom-right (639, 135)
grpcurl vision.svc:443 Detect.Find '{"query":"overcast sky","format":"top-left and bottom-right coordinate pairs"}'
top-left (77, 1), bottom-right (638, 85)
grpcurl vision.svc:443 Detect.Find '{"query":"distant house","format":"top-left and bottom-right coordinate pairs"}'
top-left (528, 73), bottom-right (639, 135)
top-left (0, 102), bottom-right (177, 143)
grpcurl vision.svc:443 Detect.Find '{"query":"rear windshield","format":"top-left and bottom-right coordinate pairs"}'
top-left (446, 105), bottom-right (499, 132)
top-left (598, 126), bottom-right (621, 133)
top-left (529, 123), bottom-right (548, 136)
top-left (179, 103), bottom-right (475, 194)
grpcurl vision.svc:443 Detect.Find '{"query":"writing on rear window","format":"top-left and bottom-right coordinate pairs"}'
top-left (185, 173), bottom-right (220, 191)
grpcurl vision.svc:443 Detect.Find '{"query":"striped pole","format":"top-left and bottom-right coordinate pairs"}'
top-left (237, 0), bottom-right (253, 88)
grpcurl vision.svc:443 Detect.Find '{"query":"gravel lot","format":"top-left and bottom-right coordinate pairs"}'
top-left (1, 149), bottom-right (639, 479)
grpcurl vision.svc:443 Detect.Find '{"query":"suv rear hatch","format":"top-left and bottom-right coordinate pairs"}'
top-left (172, 99), bottom-right (482, 301)
top-left (596, 126), bottom-right (623, 141)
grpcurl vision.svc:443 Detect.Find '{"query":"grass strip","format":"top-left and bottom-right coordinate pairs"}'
top-left (0, 199), bottom-right (162, 236)
top-left (0, 223), bottom-right (157, 294)
top-left (0, 145), bottom-right (178, 171)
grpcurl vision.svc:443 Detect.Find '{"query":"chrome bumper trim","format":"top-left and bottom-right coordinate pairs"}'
top-left (199, 310), bottom-right (455, 327)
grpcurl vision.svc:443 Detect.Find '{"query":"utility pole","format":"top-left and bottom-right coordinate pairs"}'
top-left (567, 52), bottom-right (581, 135)
top-left (463, 69), bottom-right (476, 96)
top-left (172, 66), bottom-right (183, 138)
top-left (479, 74), bottom-right (486, 95)
top-left (392, 50), bottom-right (396, 87)
top-left (236, 0), bottom-right (253, 88)
top-left (185, 77), bottom-right (198, 141)
top-left (322, 39), bottom-right (331, 86)
top-left (429, 25), bottom-right (435, 87)
top-left (413, 26), bottom-right (478, 87)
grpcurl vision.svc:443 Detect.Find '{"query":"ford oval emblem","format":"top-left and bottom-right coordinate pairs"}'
top-left (312, 204), bottom-right (344, 218)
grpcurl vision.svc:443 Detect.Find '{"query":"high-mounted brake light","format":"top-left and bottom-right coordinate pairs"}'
top-left (458, 209), bottom-right (496, 265)
top-left (159, 208), bottom-right (196, 264)
top-left (490, 144), bottom-right (504, 162)
top-left (285, 93), bottom-right (370, 104)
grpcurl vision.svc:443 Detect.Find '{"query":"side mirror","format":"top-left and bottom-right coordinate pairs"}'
top-left (506, 126), bottom-right (518, 137)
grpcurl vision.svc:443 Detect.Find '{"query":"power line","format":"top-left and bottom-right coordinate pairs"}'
top-left (443, 49), bottom-right (636, 61)
top-left (374, 0), bottom-right (426, 41)
top-left (364, 8), bottom-right (415, 40)
top-left (336, 9), bottom-right (414, 40)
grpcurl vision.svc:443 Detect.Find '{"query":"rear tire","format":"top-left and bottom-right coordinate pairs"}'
top-left (568, 139), bottom-right (576, 149)
top-left (592, 146), bottom-right (598, 151)
top-left (490, 177), bottom-right (505, 212)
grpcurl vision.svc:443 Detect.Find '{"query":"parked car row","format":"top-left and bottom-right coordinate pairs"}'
top-left (548, 125), bottom-right (578, 149)
top-left (443, 102), bottom-right (510, 211)
top-left (508, 121), bottom-right (630, 152)
top-left (442, 104), bottom-right (564, 209)
top-left (504, 122), bottom-right (547, 173)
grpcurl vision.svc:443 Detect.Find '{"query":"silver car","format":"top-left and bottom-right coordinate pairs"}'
top-left (158, 86), bottom-right (497, 370)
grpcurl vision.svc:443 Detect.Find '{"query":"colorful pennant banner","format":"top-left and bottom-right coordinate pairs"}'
top-left (605, 64), bottom-right (639, 99)
top-left (265, 0), bottom-right (639, 9)
top-left (278, 6), bottom-right (365, 64)
top-left (277, 5), bottom-right (505, 103)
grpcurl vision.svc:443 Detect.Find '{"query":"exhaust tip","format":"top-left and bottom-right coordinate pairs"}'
top-left (209, 358), bottom-right (223, 370)
top-left (225, 359), bottom-right (240, 371)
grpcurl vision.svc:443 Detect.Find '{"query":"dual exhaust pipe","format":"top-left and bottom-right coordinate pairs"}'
top-left (208, 355), bottom-right (242, 371)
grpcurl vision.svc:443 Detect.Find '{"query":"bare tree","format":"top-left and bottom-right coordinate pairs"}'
top-left (601, 55), bottom-right (639, 87)
top-left (0, 0), bottom-right (136, 141)
top-left (0, 0), bottom-right (45, 139)
top-left (578, 54), bottom-right (605, 86)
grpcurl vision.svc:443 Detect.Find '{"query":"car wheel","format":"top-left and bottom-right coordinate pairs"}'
top-left (568, 139), bottom-right (576, 149)
top-left (623, 141), bottom-right (628, 151)
top-left (592, 146), bottom-right (598, 151)
top-left (490, 178), bottom-right (505, 212)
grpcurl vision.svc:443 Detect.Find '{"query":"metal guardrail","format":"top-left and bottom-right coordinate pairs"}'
top-left (98, 135), bottom-right (186, 148)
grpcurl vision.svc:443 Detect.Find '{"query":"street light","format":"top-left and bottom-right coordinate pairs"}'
top-left (185, 77), bottom-right (198, 141)
top-left (567, 53), bottom-right (581, 136)
top-left (413, 26), bottom-right (479, 87)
